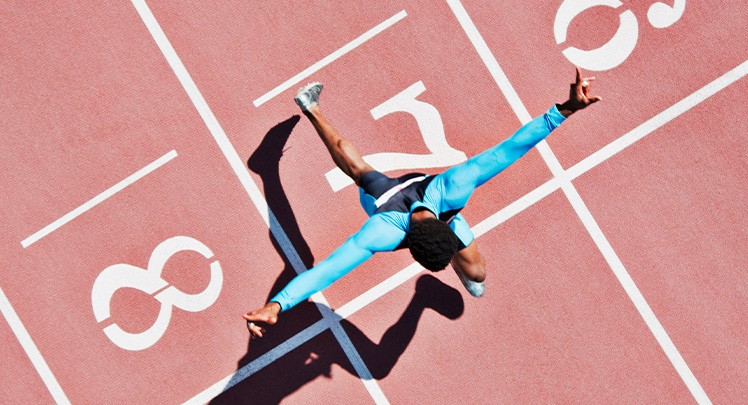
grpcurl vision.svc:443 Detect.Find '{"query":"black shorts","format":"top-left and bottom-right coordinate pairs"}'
top-left (359, 171), bottom-right (426, 199)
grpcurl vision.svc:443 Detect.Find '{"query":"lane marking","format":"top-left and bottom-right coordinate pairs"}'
top-left (568, 59), bottom-right (748, 180)
top-left (130, 1), bottom-right (389, 403)
top-left (447, 0), bottom-right (712, 402)
top-left (336, 263), bottom-right (424, 319)
top-left (445, 1), bottom-right (531, 124)
top-left (253, 10), bottom-right (408, 107)
top-left (559, 181), bottom-right (712, 404)
top-left (328, 319), bottom-right (390, 404)
top-left (184, 319), bottom-right (328, 405)
top-left (0, 288), bottom-right (70, 404)
top-left (185, 56), bottom-right (746, 399)
top-left (470, 177), bottom-right (561, 238)
top-left (195, 176), bottom-right (563, 397)
top-left (21, 150), bottom-right (177, 248)
top-left (133, 0), bottom-right (741, 402)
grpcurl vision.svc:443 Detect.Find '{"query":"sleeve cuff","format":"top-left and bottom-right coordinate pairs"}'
top-left (547, 104), bottom-right (567, 128)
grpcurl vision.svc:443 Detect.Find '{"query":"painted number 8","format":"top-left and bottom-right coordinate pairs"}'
top-left (91, 236), bottom-right (222, 351)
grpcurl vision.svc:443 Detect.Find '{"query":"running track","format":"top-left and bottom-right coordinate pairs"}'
top-left (1, 1), bottom-right (746, 403)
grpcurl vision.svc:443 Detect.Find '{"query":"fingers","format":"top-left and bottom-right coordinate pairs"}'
top-left (243, 311), bottom-right (269, 322)
top-left (246, 320), bottom-right (265, 338)
top-left (243, 312), bottom-right (265, 339)
top-left (244, 307), bottom-right (279, 339)
top-left (574, 66), bottom-right (595, 90)
top-left (573, 67), bottom-right (602, 105)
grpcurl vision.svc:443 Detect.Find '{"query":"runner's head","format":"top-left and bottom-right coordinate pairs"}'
top-left (408, 217), bottom-right (460, 271)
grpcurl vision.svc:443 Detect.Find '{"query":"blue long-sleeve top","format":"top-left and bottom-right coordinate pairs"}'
top-left (270, 105), bottom-right (567, 311)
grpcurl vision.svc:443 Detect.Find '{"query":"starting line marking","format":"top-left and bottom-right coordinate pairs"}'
top-left (131, 1), bottom-right (389, 403)
top-left (21, 150), bottom-right (177, 248)
top-left (184, 50), bottom-right (743, 403)
top-left (186, 10), bottom-right (745, 405)
top-left (0, 288), bottom-right (70, 404)
top-left (252, 10), bottom-right (408, 107)
top-left (447, 0), bottom-right (715, 403)
top-left (568, 59), bottom-right (748, 180)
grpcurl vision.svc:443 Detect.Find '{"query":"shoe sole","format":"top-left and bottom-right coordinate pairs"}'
top-left (294, 82), bottom-right (323, 110)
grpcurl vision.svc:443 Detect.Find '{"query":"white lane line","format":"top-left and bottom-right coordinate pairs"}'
top-left (0, 288), bottom-right (70, 404)
top-left (336, 177), bottom-right (563, 319)
top-left (336, 262), bottom-right (423, 319)
top-left (328, 319), bottom-right (390, 404)
top-left (131, 1), bottom-right (388, 403)
top-left (191, 175), bottom-right (565, 399)
top-left (560, 183), bottom-right (711, 404)
top-left (183, 56), bottom-right (748, 395)
top-left (21, 150), bottom-right (177, 248)
top-left (568, 59), bottom-right (748, 180)
top-left (471, 177), bottom-right (561, 238)
top-left (253, 10), bottom-right (407, 107)
top-left (183, 319), bottom-right (328, 405)
top-left (445, 0), bottom-right (531, 124)
top-left (447, 0), bottom-right (711, 403)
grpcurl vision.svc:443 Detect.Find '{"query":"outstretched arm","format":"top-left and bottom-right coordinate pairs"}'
top-left (557, 67), bottom-right (602, 117)
top-left (243, 215), bottom-right (405, 337)
top-left (439, 67), bottom-right (600, 209)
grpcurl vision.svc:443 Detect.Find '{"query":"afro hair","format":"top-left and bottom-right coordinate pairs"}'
top-left (407, 217), bottom-right (460, 271)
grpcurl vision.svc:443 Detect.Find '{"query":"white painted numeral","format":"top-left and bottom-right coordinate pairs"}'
top-left (554, 0), bottom-right (686, 71)
top-left (647, 0), bottom-right (686, 29)
top-left (325, 81), bottom-right (467, 191)
top-left (91, 236), bottom-right (222, 351)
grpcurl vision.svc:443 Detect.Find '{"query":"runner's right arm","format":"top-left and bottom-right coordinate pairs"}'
top-left (243, 215), bottom-right (406, 337)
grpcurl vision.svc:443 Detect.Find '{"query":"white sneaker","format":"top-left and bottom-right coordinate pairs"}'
top-left (294, 82), bottom-right (323, 111)
top-left (454, 268), bottom-right (485, 297)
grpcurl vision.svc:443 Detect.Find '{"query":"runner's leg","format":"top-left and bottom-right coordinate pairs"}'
top-left (296, 83), bottom-right (374, 186)
top-left (304, 105), bottom-right (374, 186)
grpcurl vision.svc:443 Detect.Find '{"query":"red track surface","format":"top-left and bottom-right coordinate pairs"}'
top-left (1, 1), bottom-right (746, 403)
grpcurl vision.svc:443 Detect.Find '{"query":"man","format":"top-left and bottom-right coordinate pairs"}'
top-left (245, 68), bottom-right (600, 337)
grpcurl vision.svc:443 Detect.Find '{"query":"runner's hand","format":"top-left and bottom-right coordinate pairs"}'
top-left (243, 302), bottom-right (280, 339)
top-left (558, 67), bottom-right (602, 116)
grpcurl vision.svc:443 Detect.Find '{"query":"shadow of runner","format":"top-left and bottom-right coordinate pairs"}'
top-left (236, 115), bottom-right (320, 363)
top-left (211, 274), bottom-right (464, 404)
top-left (211, 117), bottom-right (463, 403)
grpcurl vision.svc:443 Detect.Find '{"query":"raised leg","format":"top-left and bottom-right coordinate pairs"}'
top-left (295, 83), bottom-right (374, 186)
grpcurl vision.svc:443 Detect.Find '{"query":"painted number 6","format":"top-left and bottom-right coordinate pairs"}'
top-left (554, 0), bottom-right (686, 71)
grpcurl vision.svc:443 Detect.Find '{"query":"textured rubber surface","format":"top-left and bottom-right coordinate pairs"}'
top-left (1, 0), bottom-right (746, 403)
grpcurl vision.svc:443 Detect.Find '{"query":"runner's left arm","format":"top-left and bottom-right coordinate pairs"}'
top-left (438, 67), bottom-right (600, 210)
top-left (437, 105), bottom-right (567, 210)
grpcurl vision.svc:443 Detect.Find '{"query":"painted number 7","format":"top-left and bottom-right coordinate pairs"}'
top-left (325, 81), bottom-right (467, 192)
